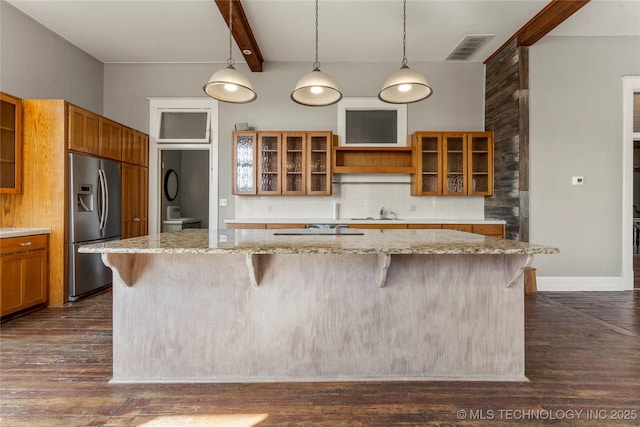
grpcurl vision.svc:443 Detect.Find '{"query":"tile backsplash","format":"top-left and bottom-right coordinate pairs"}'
top-left (235, 178), bottom-right (485, 220)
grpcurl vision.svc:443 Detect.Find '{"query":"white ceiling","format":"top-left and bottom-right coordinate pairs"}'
top-left (6, 0), bottom-right (640, 66)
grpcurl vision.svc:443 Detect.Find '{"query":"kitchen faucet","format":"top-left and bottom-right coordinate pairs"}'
top-left (379, 207), bottom-right (398, 220)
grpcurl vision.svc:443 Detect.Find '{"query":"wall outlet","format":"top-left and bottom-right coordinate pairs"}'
top-left (572, 176), bottom-right (584, 186)
top-left (219, 198), bottom-right (228, 206)
top-left (410, 204), bottom-right (417, 212)
top-left (219, 235), bottom-right (227, 243)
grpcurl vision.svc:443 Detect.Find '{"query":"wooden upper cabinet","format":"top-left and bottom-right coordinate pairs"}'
top-left (67, 104), bottom-right (99, 155)
top-left (412, 131), bottom-right (493, 197)
top-left (412, 132), bottom-right (442, 196)
top-left (232, 132), bottom-right (258, 195)
top-left (442, 133), bottom-right (467, 196)
top-left (135, 131), bottom-right (149, 167)
top-left (121, 127), bottom-right (149, 167)
top-left (306, 132), bottom-right (332, 195)
top-left (0, 92), bottom-right (23, 194)
top-left (256, 132), bottom-right (282, 195)
top-left (98, 117), bottom-right (122, 161)
top-left (467, 132), bottom-right (494, 196)
top-left (232, 131), bottom-right (333, 196)
top-left (282, 132), bottom-right (306, 195)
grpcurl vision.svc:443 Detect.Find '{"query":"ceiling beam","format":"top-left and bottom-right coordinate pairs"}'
top-left (214, 0), bottom-right (263, 72)
top-left (484, 0), bottom-right (590, 64)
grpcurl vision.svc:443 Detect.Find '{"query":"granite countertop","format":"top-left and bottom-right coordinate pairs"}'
top-left (0, 228), bottom-right (51, 239)
top-left (79, 228), bottom-right (558, 255)
top-left (225, 218), bottom-right (506, 225)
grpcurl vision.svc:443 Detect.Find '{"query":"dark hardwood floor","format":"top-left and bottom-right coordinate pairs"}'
top-left (1, 289), bottom-right (639, 426)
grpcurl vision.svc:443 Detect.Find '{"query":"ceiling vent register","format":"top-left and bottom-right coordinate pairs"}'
top-left (446, 35), bottom-right (495, 61)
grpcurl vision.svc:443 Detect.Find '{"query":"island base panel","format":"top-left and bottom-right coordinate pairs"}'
top-left (112, 253), bottom-right (527, 382)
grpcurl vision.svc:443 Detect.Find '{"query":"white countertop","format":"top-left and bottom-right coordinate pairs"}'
top-left (225, 218), bottom-right (506, 225)
top-left (80, 228), bottom-right (556, 255)
top-left (0, 228), bottom-right (51, 238)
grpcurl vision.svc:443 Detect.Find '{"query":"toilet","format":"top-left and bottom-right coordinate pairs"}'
top-left (162, 205), bottom-right (201, 232)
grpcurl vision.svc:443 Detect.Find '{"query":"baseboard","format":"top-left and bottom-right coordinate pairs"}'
top-left (537, 276), bottom-right (631, 291)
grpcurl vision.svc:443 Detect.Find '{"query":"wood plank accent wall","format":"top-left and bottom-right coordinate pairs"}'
top-left (0, 100), bottom-right (68, 306)
top-left (484, 40), bottom-right (529, 241)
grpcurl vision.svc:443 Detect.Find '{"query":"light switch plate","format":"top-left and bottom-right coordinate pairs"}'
top-left (219, 198), bottom-right (228, 206)
top-left (572, 176), bottom-right (584, 185)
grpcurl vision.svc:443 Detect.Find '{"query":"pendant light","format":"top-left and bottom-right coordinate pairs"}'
top-left (379, 0), bottom-right (432, 104)
top-left (291, 0), bottom-right (342, 107)
top-left (204, 0), bottom-right (257, 103)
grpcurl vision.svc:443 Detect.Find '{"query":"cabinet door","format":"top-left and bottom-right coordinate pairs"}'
top-left (232, 132), bottom-right (257, 195)
top-left (282, 132), bottom-right (306, 195)
top-left (0, 92), bottom-right (22, 194)
top-left (68, 104), bottom-right (99, 155)
top-left (0, 248), bottom-right (47, 316)
top-left (135, 132), bottom-right (149, 167)
top-left (22, 249), bottom-right (48, 307)
top-left (442, 133), bottom-right (467, 196)
top-left (122, 128), bottom-right (149, 167)
top-left (306, 132), bottom-right (332, 195)
top-left (0, 254), bottom-right (23, 315)
top-left (121, 126), bottom-right (136, 164)
top-left (122, 163), bottom-right (149, 238)
top-left (412, 132), bottom-right (442, 195)
top-left (98, 117), bottom-right (122, 161)
top-left (257, 132), bottom-right (281, 194)
top-left (467, 132), bottom-right (493, 196)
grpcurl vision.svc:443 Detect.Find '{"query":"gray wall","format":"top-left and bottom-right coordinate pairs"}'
top-left (0, 2), bottom-right (103, 113)
top-left (529, 36), bottom-right (640, 278)
top-left (103, 61), bottom-right (485, 227)
top-left (181, 151), bottom-right (209, 228)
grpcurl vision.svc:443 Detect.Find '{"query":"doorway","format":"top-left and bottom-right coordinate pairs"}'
top-left (161, 150), bottom-right (209, 231)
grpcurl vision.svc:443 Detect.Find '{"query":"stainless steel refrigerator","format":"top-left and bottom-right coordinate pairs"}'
top-left (68, 153), bottom-right (121, 301)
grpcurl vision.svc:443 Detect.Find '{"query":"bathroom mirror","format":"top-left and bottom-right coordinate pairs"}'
top-left (164, 169), bottom-right (179, 201)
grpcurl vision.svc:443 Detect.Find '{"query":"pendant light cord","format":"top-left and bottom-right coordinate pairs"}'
top-left (227, 0), bottom-right (234, 66)
top-left (401, 0), bottom-right (408, 68)
top-left (313, 0), bottom-right (320, 70)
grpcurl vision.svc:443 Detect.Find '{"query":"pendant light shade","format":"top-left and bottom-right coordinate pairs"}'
top-left (204, 64), bottom-right (257, 103)
top-left (203, 0), bottom-right (257, 103)
top-left (379, 65), bottom-right (432, 104)
top-left (379, 0), bottom-right (432, 104)
top-left (291, 0), bottom-right (342, 107)
top-left (291, 68), bottom-right (342, 106)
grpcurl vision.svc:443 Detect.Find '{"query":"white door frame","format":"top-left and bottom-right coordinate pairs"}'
top-left (622, 76), bottom-right (640, 290)
top-left (148, 98), bottom-right (219, 234)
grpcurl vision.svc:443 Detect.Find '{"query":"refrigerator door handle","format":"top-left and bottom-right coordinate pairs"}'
top-left (98, 169), bottom-right (108, 231)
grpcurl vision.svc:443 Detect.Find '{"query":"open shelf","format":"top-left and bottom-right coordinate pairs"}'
top-left (332, 146), bottom-right (414, 174)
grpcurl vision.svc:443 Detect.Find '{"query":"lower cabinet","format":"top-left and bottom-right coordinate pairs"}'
top-left (122, 164), bottom-right (148, 239)
top-left (0, 234), bottom-right (49, 317)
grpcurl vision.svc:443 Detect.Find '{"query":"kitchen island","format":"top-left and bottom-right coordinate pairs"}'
top-left (80, 228), bottom-right (557, 383)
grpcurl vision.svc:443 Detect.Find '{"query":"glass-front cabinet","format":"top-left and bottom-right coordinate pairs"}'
top-left (306, 132), bottom-right (332, 195)
top-left (0, 93), bottom-right (22, 193)
top-left (443, 133), bottom-right (467, 196)
top-left (412, 132), bottom-right (442, 195)
top-left (412, 131), bottom-right (493, 196)
top-left (257, 133), bottom-right (281, 194)
top-left (282, 133), bottom-right (306, 195)
top-left (232, 132), bottom-right (257, 194)
top-left (232, 131), bottom-right (332, 196)
top-left (467, 132), bottom-right (493, 196)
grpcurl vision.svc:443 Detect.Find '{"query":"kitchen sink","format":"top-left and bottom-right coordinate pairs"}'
top-left (350, 217), bottom-right (401, 221)
top-left (273, 228), bottom-right (364, 236)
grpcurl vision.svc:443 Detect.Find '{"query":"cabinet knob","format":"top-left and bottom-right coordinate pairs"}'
top-left (133, 217), bottom-right (141, 222)
top-left (19, 242), bottom-right (32, 247)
